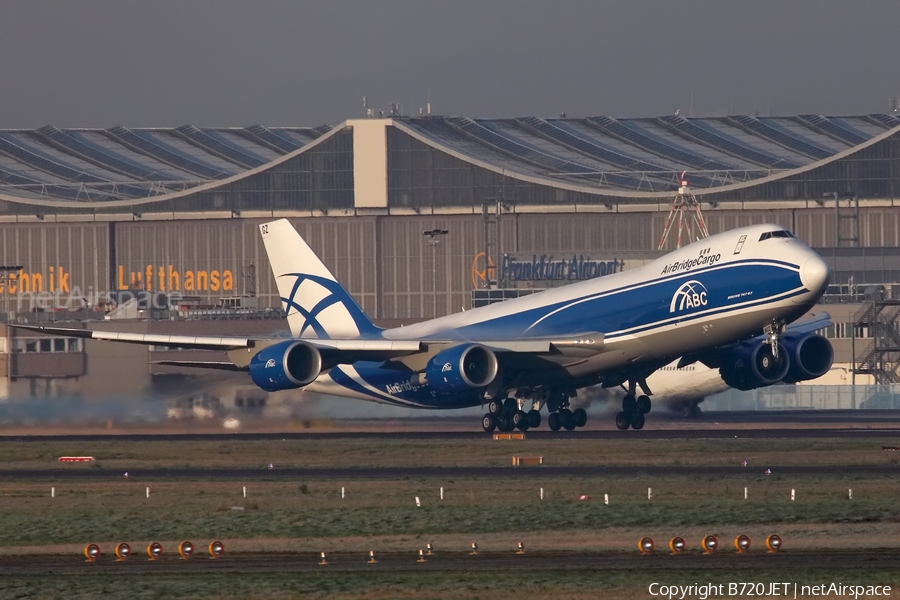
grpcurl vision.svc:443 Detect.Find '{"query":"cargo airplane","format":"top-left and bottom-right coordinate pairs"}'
top-left (17, 220), bottom-right (833, 432)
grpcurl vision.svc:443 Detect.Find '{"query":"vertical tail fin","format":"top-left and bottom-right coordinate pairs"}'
top-left (259, 219), bottom-right (380, 339)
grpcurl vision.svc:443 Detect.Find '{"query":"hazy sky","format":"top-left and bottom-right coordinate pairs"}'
top-left (1, 0), bottom-right (897, 128)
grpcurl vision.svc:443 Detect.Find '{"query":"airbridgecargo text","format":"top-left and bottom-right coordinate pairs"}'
top-left (385, 380), bottom-right (424, 394)
top-left (660, 252), bottom-right (722, 275)
top-left (648, 582), bottom-right (890, 599)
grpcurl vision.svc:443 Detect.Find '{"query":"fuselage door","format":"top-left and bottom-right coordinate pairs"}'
top-left (733, 234), bottom-right (747, 255)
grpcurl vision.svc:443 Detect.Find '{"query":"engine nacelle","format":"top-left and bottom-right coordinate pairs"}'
top-left (249, 340), bottom-right (323, 392)
top-left (425, 343), bottom-right (499, 394)
top-left (719, 340), bottom-right (790, 391)
top-left (781, 333), bottom-right (834, 383)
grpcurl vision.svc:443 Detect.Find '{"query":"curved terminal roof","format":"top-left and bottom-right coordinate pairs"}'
top-left (393, 114), bottom-right (900, 195)
top-left (0, 114), bottom-right (897, 206)
top-left (0, 125), bottom-right (329, 203)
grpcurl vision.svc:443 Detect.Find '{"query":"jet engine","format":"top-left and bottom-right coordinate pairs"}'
top-left (718, 340), bottom-right (790, 391)
top-left (424, 343), bottom-right (499, 394)
top-left (249, 340), bottom-right (323, 392)
top-left (780, 333), bottom-right (834, 383)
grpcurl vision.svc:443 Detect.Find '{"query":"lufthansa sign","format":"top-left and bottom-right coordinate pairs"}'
top-left (501, 254), bottom-right (623, 282)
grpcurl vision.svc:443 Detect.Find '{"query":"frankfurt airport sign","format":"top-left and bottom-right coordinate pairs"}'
top-left (501, 253), bottom-right (624, 282)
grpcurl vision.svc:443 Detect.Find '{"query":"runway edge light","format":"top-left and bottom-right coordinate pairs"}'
top-left (115, 543), bottom-right (131, 561)
top-left (368, 550), bottom-right (377, 564)
top-left (147, 542), bottom-right (163, 560)
top-left (208, 540), bottom-right (225, 559)
top-left (669, 537), bottom-right (686, 555)
top-left (734, 535), bottom-right (751, 553)
top-left (426, 542), bottom-right (434, 556)
top-left (639, 537), bottom-right (654, 555)
top-left (702, 535), bottom-right (718, 554)
top-left (765, 534), bottom-right (783, 553)
top-left (84, 543), bottom-right (100, 563)
top-left (417, 549), bottom-right (426, 563)
top-left (318, 551), bottom-right (328, 565)
top-left (178, 541), bottom-right (194, 560)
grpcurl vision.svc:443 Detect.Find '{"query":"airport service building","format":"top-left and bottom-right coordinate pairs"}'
top-left (0, 113), bottom-right (899, 400)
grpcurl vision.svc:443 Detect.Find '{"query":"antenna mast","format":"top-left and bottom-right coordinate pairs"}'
top-left (657, 172), bottom-right (710, 250)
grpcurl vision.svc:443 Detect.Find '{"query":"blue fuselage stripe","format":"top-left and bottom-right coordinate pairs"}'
top-left (328, 259), bottom-right (809, 408)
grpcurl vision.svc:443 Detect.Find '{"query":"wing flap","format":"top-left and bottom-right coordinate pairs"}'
top-left (311, 339), bottom-right (423, 352)
top-left (11, 324), bottom-right (423, 354)
top-left (154, 360), bottom-right (247, 371)
top-left (11, 324), bottom-right (253, 351)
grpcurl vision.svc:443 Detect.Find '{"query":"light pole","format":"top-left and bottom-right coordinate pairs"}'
top-left (423, 228), bottom-right (449, 318)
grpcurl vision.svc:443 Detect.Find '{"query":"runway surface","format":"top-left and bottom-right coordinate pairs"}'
top-left (3, 426), bottom-right (900, 443)
top-left (2, 550), bottom-right (897, 575)
top-left (1, 463), bottom-right (898, 480)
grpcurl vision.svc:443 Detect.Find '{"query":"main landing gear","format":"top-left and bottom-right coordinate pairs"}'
top-left (481, 392), bottom-right (585, 433)
top-left (545, 391), bottom-right (587, 432)
top-left (681, 403), bottom-right (702, 419)
top-left (615, 394), bottom-right (650, 430)
top-left (481, 397), bottom-right (541, 433)
top-left (547, 407), bottom-right (587, 432)
top-left (614, 377), bottom-right (653, 431)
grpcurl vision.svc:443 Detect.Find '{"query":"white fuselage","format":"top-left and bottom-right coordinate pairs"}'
top-left (309, 224), bottom-right (829, 408)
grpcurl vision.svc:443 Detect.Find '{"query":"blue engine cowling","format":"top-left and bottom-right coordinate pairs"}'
top-left (425, 343), bottom-right (499, 394)
top-left (249, 340), bottom-right (323, 392)
top-left (780, 333), bottom-right (833, 384)
top-left (719, 340), bottom-right (790, 391)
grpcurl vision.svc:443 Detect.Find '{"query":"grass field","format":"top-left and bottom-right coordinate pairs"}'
top-left (3, 435), bottom-right (900, 598)
top-left (2, 474), bottom-right (900, 549)
top-left (3, 436), bottom-right (900, 470)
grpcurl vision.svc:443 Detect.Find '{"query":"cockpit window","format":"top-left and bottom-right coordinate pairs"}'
top-left (758, 230), bottom-right (794, 241)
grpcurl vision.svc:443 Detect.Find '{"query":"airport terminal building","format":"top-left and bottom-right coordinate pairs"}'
top-left (0, 112), bottom-right (899, 401)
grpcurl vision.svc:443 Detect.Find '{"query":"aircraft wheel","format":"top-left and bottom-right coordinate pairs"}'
top-left (513, 410), bottom-right (529, 432)
top-left (630, 410), bottom-right (645, 430)
top-left (622, 395), bottom-right (637, 413)
top-left (498, 414), bottom-right (514, 432)
top-left (481, 413), bottom-right (497, 433)
top-left (548, 412), bottom-right (562, 431)
top-left (637, 395), bottom-right (651, 414)
top-left (503, 398), bottom-right (517, 415)
top-left (488, 400), bottom-right (502, 415)
top-left (527, 409), bottom-right (541, 429)
top-left (615, 411), bottom-right (630, 430)
top-left (561, 409), bottom-right (576, 431)
top-left (573, 408), bottom-right (587, 428)
top-left (689, 404), bottom-right (702, 419)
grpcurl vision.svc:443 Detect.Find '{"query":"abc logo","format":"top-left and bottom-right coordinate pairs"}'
top-left (670, 280), bottom-right (709, 313)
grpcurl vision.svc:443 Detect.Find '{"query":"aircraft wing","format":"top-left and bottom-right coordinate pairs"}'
top-left (779, 311), bottom-right (831, 336)
top-left (10, 324), bottom-right (422, 354)
top-left (11, 324), bottom-right (602, 366)
top-left (676, 311), bottom-right (832, 369)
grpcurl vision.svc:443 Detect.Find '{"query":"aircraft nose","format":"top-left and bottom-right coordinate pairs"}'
top-left (800, 255), bottom-right (829, 293)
